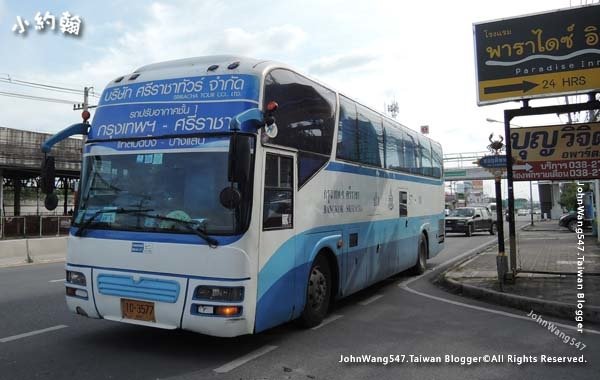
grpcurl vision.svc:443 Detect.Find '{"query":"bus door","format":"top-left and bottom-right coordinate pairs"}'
top-left (397, 189), bottom-right (411, 268)
top-left (257, 150), bottom-right (297, 326)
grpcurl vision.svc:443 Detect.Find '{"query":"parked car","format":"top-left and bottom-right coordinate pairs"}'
top-left (445, 206), bottom-right (496, 237)
top-left (559, 212), bottom-right (592, 232)
top-left (517, 208), bottom-right (529, 216)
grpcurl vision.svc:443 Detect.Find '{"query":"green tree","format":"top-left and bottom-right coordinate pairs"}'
top-left (559, 183), bottom-right (590, 211)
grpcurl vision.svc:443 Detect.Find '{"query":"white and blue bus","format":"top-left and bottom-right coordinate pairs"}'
top-left (42, 56), bottom-right (445, 337)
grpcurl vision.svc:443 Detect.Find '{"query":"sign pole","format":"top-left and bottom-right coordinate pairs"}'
top-left (504, 110), bottom-right (518, 280)
top-left (495, 175), bottom-right (507, 290)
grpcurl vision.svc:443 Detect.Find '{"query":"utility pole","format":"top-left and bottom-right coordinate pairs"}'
top-left (73, 86), bottom-right (92, 112)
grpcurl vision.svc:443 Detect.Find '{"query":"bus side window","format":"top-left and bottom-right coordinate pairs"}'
top-left (263, 154), bottom-right (294, 230)
top-left (399, 191), bottom-right (408, 217)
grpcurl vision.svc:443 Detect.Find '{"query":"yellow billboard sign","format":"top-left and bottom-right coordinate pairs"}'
top-left (510, 122), bottom-right (600, 181)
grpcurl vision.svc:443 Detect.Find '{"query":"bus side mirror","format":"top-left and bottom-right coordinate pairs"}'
top-left (219, 187), bottom-right (242, 209)
top-left (228, 134), bottom-right (251, 184)
top-left (41, 156), bottom-right (56, 194)
top-left (41, 156), bottom-right (58, 211)
top-left (44, 193), bottom-right (59, 211)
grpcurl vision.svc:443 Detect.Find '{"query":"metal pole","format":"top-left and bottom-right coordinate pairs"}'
top-left (504, 110), bottom-right (518, 279)
top-left (530, 181), bottom-right (534, 226)
top-left (495, 176), bottom-right (507, 289)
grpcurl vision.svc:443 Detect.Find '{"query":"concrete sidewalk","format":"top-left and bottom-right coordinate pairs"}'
top-left (440, 220), bottom-right (600, 325)
top-left (0, 236), bottom-right (66, 267)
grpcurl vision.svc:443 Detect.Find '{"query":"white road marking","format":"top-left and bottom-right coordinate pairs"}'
top-left (398, 236), bottom-right (600, 336)
top-left (213, 345), bottom-right (278, 373)
top-left (311, 314), bottom-right (343, 330)
top-left (358, 294), bottom-right (384, 306)
top-left (400, 282), bottom-right (600, 335)
top-left (49, 278), bottom-right (65, 283)
top-left (0, 325), bottom-right (68, 343)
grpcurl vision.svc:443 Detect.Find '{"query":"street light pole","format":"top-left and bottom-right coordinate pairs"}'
top-left (530, 180), bottom-right (534, 226)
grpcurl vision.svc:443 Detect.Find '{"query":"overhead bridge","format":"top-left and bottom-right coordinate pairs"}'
top-left (1, 127), bottom-right (82, 217)
top-left (443, 151), bottom-right (505, 181)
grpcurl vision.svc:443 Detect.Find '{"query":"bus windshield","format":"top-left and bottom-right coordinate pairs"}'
top-left (74, 136), bottom-right (254, 236)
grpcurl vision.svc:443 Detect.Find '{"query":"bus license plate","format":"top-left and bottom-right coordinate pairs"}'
top-left (121, 298), bottom-right (155, 322)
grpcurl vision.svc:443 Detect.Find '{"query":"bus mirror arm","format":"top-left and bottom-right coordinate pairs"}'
top-left (229, 105), bottom-right (277, 132)
top-left (40, 122), bottom-right (88, 211)
top-left (229, 108), bottom-right (265, 131)
top-left (41, 122), bottom-right (89, 153)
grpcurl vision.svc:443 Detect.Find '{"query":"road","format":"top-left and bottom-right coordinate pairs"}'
top-left (0, 219), bottom-right (598, 380)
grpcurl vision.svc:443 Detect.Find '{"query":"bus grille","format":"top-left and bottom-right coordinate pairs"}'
top-left (97, 274), bottom-right (180, 303)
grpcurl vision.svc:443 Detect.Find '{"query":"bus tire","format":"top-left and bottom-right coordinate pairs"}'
top-left (299, 255), bottom-right (331, 328)
top-left (410, 234), bottom-right (428, 275)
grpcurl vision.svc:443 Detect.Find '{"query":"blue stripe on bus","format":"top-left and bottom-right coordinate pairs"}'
top-left (69, 227), bottom-right (242, 245)
top-left (254, 214), bottom-right (444, 333)
top-left (325, 161), bottom-right (443, 185)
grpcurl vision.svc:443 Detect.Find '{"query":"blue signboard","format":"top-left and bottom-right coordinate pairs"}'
top-left (90, 74), bottom-right (260, 140)
top-left (479, 155), bottom-right (507, 168)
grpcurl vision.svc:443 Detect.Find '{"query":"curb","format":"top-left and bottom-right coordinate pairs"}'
top-left (438, 222), bottom-right (600, 325)
top-left (440, 275), bottom-right (600, 324)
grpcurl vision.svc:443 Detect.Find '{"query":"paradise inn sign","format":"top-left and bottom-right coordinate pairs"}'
top-left (473, 4), bottom-right (600, 105)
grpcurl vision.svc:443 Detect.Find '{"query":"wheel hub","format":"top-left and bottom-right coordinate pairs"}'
top-left (308, 268), bottom-right (327, 309)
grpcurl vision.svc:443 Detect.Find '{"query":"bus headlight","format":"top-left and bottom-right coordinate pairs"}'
top-left (194, 286), bottom-right (244, 302)
top-left (66, 270), bottom-right (86, 286)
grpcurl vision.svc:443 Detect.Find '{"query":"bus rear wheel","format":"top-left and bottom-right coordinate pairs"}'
top-left (410, 234), bottom-right (427, 275)
top-left (299, 255), bottom-right (331, 328)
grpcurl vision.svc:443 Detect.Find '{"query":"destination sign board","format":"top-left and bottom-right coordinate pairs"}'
top-left (90, 74), bottom-right (260, 140)
top-left (510, 122), bottom-right (600, 181)
top-left (473, 5), bottom-right (600, 105)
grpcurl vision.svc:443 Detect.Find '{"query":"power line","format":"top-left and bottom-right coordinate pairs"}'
top-left (0, 90), bottom-right (80, 105)
top-left (0, 75), bottom-right (99, 98)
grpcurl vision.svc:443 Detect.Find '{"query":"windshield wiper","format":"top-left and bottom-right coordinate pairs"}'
top-left (132, 212), bottom-right (219, 248)
top-left (74, 208), bottom-right (154, 236)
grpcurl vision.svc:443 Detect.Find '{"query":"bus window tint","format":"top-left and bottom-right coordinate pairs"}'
top-left (263, 154), bottom-right (293, 230)
top-left (263, 69), bottom-right (336, 186)
top-left (357, 104), bottom-right (383, 168)
top-left (418, 134), bottom-right (433, 177)
top-left (336, 96), bottom-right (359, 162)
top-left (404, 129), bottom-right (419, 174)
top-left (384, 121), bottom-right (404, 171)
top-left (431, 141), bottom-right (443, 178)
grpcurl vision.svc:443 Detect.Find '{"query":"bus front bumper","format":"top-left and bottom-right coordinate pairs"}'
top-left (65, 264), bottom-right (254, 337)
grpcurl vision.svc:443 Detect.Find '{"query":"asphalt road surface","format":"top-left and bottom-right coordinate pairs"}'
top-left (0, 219), bottom-right (597, 380)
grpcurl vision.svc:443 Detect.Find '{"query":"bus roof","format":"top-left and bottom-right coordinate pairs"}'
top-left (105, 55), bottom-right (277, 90)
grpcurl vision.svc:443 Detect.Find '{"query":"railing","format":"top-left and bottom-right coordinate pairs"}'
top-left (443, 151), bottom-right (488, 168)
top-left (0, 215), bottom-right (72, 239)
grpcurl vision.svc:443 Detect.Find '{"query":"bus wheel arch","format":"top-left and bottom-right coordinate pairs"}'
top-left (299, 249), bottom-right (337, 327)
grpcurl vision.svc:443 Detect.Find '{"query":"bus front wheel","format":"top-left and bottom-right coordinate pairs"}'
top-left (299, 255), bottom-right (331, 328)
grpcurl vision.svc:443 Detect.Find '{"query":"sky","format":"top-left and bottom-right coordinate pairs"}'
top-left (0, 0), bottom-right (597, 199)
